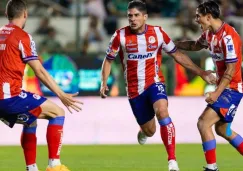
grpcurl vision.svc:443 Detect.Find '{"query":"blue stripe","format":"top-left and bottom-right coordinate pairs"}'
top-left (106, 55), bottom-right (115, 60)
top-left (49, 116), bottom-right (65, 126)
top-left (230, 135), bottom-right (243, 148)
top-left (23, 126), bottom-right (37, 134)
top-left (226, 123), bottom-right (232, 136)
top-left (225, 58), bottom-right (238, 63)
top-left (158, 117), bottom-right (172, 126)
top-left (203, 139), bottom-right (216, 151)
top-left (167, 46), bottom-right (177, 54)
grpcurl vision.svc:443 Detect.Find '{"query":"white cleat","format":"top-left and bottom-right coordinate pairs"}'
top-left (168, 160), bottom-right (179, 171)
top-left (137, 130), bottom-right (147, 145)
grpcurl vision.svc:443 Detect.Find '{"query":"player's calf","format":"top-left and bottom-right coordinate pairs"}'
top-left (21, 121), bottom-right (39, 171)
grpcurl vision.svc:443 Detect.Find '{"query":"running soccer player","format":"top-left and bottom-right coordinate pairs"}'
top-left (100, 1), bottom-right (216, 171)
top-left (175, 1), bottom-right (243, 170)
top-left (0, 1), bottom-right (82, 171)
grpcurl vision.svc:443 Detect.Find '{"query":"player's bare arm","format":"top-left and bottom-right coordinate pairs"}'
top-left (205, 62), bottom-right (235, 104)
top-left (169, 49), bottom-right (216, 84)
top-left (100, 58), bottom-right (112, 98)
top-left (28, 60), bottom-right (83, 113)
top-left (175, 40), bottom-right (206, 51)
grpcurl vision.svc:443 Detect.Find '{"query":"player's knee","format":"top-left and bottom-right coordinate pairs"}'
top-left (197, 118), bottom-right (206, 132)
top-left (155, 107), bottom-right (169, 120)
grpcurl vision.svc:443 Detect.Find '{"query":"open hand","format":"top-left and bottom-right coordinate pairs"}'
top-left (201, 70), bottom-right (217, 84)
top-left (59, 92), bottom-right (83, 113)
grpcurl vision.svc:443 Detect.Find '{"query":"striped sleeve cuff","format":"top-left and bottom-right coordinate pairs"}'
top-left (23, 56), bottom-right (38, 63)
top-left (167, 46), bottom-right (177, 54)
top-left (226, 58), bottom-right (238, 63)
top-left (106, 55), bottom-right (115, 60)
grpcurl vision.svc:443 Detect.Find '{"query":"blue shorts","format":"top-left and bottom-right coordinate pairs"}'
top-left (0, 90), bottom-right (47, 128)
top-left (129, 82), bottom-right (167, 125)
top-left (207, 89), bottom-right (243, 123)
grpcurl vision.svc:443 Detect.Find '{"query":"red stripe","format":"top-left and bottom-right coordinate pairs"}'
top-left (125, 27), bottom-right (138, 53)
top-left (157, 45), bottom-right (165, 82)
top-left (111, 30), bottom-right (120, 50)
top-left (127, 60), bottom-right (138, 98)
top-left (29, 106), bottom-right (42, 117)
top-left (159, 27), bottom-right (170, 44)
top-left (145, 26), bottom-right (158, 52)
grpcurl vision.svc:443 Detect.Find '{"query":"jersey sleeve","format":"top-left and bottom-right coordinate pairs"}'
top-left (196, 31), bottom-right (208, 48)
top-left (159, 27), bottom-right (177, 53)
top-left (106, 31), bottom-right (120, 60)
top-left (19, 34), bottom-right (38, 63)
top-left (221, 34), bottom-right (238, 63)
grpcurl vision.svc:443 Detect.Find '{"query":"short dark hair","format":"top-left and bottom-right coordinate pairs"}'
top-left (6, 0), bottom-right (27, 20)
top-left (127, 0), bottom-right (147, 14)
top-left (197, 0), bottom-right (220, 19)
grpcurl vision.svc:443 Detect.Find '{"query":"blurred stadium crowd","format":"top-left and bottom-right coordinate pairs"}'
top-left (0, 0), bottom-right (243, 97)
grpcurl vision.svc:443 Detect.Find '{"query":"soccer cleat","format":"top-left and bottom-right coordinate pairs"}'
top-left (137, 130), bottom-right (147, 145)
top-left (46, 165), bottom-right (70, 171)
top-left (203, 166), bottom-right (219, 171)
top-left (168, 160), bottom-right (179, 171)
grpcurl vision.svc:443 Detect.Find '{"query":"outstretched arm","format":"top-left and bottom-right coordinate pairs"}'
top-left (175, 40), bottom-right (206, 51)
top-left (28, 60), bottom-right (82, 113)
top-left (100, 58), bottom-right (112, 98)
top-left (169, 49), bottom-right (216, 84)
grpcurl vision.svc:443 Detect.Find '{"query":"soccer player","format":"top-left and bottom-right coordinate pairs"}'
top-left (0, 1), bottom-right (82, 171)
top-left (175, 1), bottom-right (243, 170)
top-left (100, 1), bottom-right (216, 171)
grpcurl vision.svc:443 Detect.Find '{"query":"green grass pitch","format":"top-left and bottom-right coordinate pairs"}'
top-left (0, 144), bottom-right (242, 171)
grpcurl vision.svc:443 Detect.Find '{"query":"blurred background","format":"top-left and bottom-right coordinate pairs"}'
top-left (1, 0), bottom-right (243, 97)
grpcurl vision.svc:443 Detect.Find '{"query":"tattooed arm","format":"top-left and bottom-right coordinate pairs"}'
top-left (174, 40), bottom-right (207, 51)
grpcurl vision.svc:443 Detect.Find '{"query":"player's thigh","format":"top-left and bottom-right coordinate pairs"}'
top-left (129, 92), bottom-right (155, 129)
top-left (147, 82), bottom-right (169, 119)
top-left (0, 91), bottom-right (47, 127)
top-left (38, 99), bottom-right (65, 119)
top-left (198, 107), bottom-right (220, 129)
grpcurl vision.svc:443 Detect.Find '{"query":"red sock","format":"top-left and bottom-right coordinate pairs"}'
top-left (236, 142), bottom-right (243, 155)
top-left (21, 127), bottom-right (37, 165)
top-left (204, 149), bottom-right (216, 164)
top-left (160, 122), bottom-right (176, 161)
top-left (46, 117), bottom-right (65, 159)
top-left (202, 139), bottom-right (216, 164)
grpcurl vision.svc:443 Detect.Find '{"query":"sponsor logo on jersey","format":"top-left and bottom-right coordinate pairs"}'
top-left (128, 52), bottom-right (153, 59)
top-left (211, 53), bottom-right (223, 61)
top-left (17, 114), bottom-right (29, 123)
top-left (226, 37), bottom-right (231, 44)
top-left (148, 44), bottom-right (157, 49)
top-left (227, 45), bottom-right (234, 52)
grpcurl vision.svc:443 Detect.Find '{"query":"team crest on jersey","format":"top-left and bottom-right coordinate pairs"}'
top-left (148, 36), bottom-right (156, 44)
